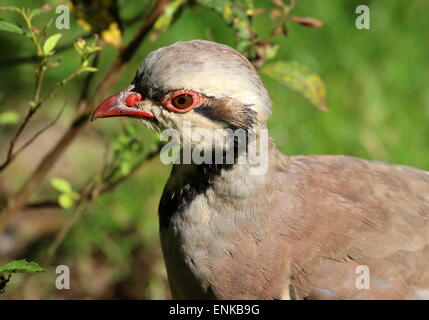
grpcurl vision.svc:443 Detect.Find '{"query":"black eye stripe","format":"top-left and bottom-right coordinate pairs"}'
top-left (194, 98), bottom-right (257, 130)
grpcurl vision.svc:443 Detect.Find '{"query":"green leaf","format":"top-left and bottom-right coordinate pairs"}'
top-left (0, 260), bottom-right (44, 275)
top-left (74, 36), bottom-right (101, 61)
top-left (0, 111), bottom-right (20, 125)
top-left (261, 61), bottom-right (329, 111)
top-left (43, 33), bottom-right (62, 56)
top-left (80, 66), bottom-right (98, 73)
top-left (86, 45), bottom-right (102, 55)
top-left (58, 194), bottom-right (74, 209)
top-left (50, 177), bottom-right (73, 194)
top-left (0, 20), bottom-right (24, 35)
top-left (120, 162), bottom-right (131, 175)
top-left (197, 0), bottom-right (253, 56)
top-left (0, 6), bottom-right (20, 12)
top-left (153, 0), bottom-right (185, 32)
top-left (74, 38), bottom-right (86, 55)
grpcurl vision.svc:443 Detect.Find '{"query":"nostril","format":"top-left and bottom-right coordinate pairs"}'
top-left (125, 93), bottom-right (142, 107)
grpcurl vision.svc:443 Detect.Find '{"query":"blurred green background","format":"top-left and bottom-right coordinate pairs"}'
top-left (0, 0), bottom-right (428, 299)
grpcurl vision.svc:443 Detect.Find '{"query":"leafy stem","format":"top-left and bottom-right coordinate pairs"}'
top-left (20, 8), bottom-right (43, 57)
top-left (0, 15), bottom-right (100, 172)
top-left (32, 61), bottom-right (47, 107)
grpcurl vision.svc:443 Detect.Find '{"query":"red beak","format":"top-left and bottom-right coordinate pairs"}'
top-left (91, 92), bottom-right (155, 121)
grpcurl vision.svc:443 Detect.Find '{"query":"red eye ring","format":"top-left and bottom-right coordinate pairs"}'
top-left (163, 90), bottom-right (203, 113)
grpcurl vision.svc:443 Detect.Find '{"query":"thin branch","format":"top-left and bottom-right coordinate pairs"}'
top-left (0, 35), bottom-right (91, 66)
top-left (0, 7), bottom-right (153, 67)
top-left (0, 108), bottom-right (36, 171)
top-left (33, 62), bottom-right (47, 105)
top-left (91, 0), bottom-right (168, 105)
top-left (0, 0), bottom-right (169, 232)
top-left (0, 67), bottom-right (84, 171)
top-left (98, 142), bottom-right (163, 195)
top-left (21, 9), bottom-right (43, 57)
top-left (25, 201), bottom-right (59, 209)
top-left (10, 102), bottom-right (66, 162)
top-left (42, 191), bottom-right (92, 265)
top-left (13, 142), bottom-right (163, 298)
top-left (24, 142), bottom-right (163, 211)
top-left (44, 143), bottom-right (163, 264)
top-left (78, 53), bottom-right (100, 108)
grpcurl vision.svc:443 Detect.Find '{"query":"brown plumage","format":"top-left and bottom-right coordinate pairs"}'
top-left (93, 40), bottom-right (429, 300)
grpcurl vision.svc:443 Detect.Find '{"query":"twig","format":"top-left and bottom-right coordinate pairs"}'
top-left (11, 142), bottom-right (162, 298)
top-left (286, 0), bottom-right (298, 13)
top-left (25, 201), bottom-right (59, 209)
top-left (99, 143), bottom-right (163, 194)
top-left (0, 108), bottom-right (36, 171)
top-left (0, 35), bottom-right (91, 66)
top-left (92, 0), bottom-right (168, 103)
top-left (0, 67), bottom-right (88, 171)
top-left (44, 142), bottom-right (163, 262)
top-left (0, 6), bottom-right (152, 67)
top-left (0, 0), bottom-right (168, 232)
top-left (43, 192), bottom-right (92, 265)
top-left (24, 142), bottom-right (163, 211)
top-left (2, 102), bottom-right (66, 167)
top-left (78, 53), bottom-right (100, 110)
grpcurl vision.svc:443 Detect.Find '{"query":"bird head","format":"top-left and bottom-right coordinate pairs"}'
top-left (92, 40), bottom-right (272, 151)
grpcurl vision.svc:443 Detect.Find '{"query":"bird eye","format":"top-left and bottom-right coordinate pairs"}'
top-left (163, 90), bottom-right (202, 113)
top-left (171, 94), bottom-right (194, 109)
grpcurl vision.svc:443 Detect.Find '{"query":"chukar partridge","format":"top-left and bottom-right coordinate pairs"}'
top-left (93, 40), bottom-right (429, 300)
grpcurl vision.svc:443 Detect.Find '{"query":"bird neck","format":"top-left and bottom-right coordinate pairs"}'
top-left (158, 134), bottom-right (288, 228)
top-left (174, 133), bottom-right (284, 194)
top-left (178, 125), bottom-right (275, 169)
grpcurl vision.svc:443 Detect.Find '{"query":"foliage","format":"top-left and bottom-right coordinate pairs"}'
top-left (0, 0), bottom-right (333, 299)
top-left (0, 260), bottom-right (44, 293)
top-left (261, 61), bottom-right (328, 111)
top-left (151, 0), bottom-right (185, 40)
top-left (196, 0), bottom-right (326, 110)
top-left (0, 111), bottom-right (20, 125)
top-left (51, 178), bottom-right (80, 209)
top-left (0, 5), bottom-right (100, 172)
top-left (0, 0), bottom-right (426, 300)
top-left (70, 0), bottom-right (123, 47)
top-left (0, 259), bottom-right (44, 275)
